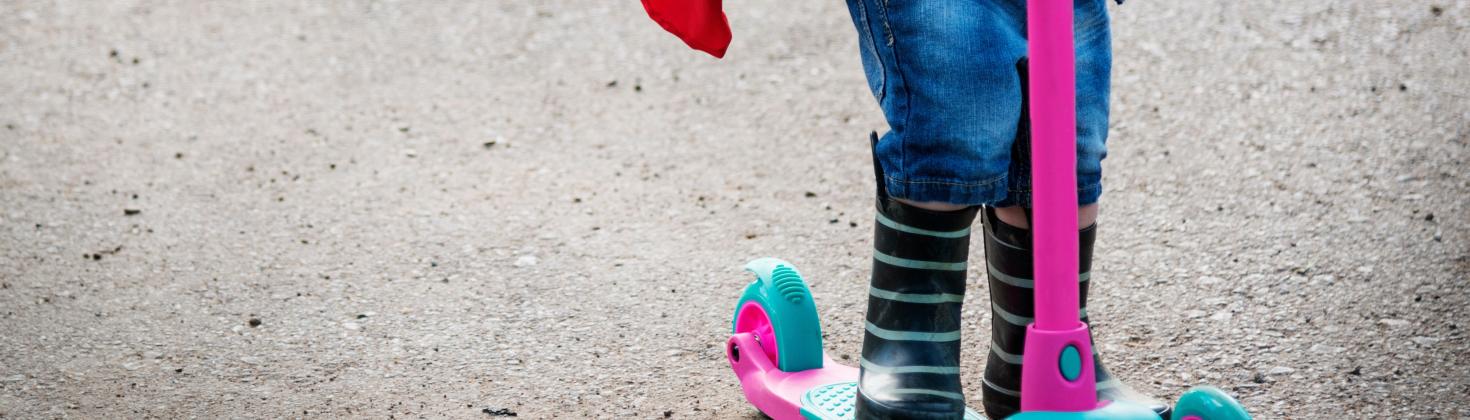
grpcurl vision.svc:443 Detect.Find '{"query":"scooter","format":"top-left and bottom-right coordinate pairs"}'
top-left (723, 2), bottom-right (1253, 419)
top-left (729, 257), bottom-right (1248, 420)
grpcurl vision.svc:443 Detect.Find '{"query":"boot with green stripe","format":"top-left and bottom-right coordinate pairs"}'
top-left (853, 175), bottom-right (979, 418)
top-left (978, 206), bottom-right (1168, 418)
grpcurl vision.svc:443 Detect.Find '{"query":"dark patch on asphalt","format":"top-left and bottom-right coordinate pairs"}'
top-left (84, 245), bottom-right (124, 261)
top-left (481, 407), bottom-right (517, 416)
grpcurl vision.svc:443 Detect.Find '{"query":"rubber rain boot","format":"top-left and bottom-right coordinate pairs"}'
top-left (978, 207), bottom-right (1169, 419)
top-left (855, 136), bottom-right (979, 420)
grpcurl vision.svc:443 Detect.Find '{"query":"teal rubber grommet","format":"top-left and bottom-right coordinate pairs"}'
top-left (734, 258), bottom-right (824, 372)
top-left (1059, 345), bottom-right (1083, 382)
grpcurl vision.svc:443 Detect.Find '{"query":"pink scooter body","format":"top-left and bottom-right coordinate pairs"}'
top-left (726, 332), bottom-right (857, 420)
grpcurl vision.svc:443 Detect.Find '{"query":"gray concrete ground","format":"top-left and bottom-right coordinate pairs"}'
top-left (2, 1), bottom-right (1468, 418)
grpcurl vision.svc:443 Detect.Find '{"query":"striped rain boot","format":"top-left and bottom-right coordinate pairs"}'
top-left (854, 192), bottom-right (978, 419)
top-left (978, 206), bottom-right (1168, 418)
top-left (854, 135), bottom-right (979, 419)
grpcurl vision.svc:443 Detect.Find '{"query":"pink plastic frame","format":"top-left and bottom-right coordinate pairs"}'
top-left (727, 302), bottom-right (857, 419)
top-left (1018, 0), bottom-right (1102, 413)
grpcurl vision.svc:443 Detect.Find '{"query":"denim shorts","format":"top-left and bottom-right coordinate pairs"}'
top-left (845, 0), bottom-right (1113, 207)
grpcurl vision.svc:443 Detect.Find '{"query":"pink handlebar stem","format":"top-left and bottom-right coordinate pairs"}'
top-left (1018, 0), bottom-right (1100, 413)
top-left (1026, 0), bottom-right (1081, 332)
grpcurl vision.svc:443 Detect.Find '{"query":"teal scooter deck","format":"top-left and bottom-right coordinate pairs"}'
top-left (799, 381), bottom-right (986, 420)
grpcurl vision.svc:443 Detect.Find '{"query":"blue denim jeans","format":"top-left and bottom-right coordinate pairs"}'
top-left (845, 0), bottom-right (1113, 207)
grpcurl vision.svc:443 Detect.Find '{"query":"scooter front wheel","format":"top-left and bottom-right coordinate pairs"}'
top-left (732, 258), bottom-right (825, 372)
top-left (1171, 386), bottom-right (1251, 420)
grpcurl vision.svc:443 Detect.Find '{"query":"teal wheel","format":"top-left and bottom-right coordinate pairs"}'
top-left (1171, 386), bottom-right (1251, 420)
top-left (732, 258), bottom-right (825, 372)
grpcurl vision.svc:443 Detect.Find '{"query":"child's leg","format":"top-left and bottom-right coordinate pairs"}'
top-left (845, 0), bottom-right (1027, 417)
top-left (894, 200), bottom-right (971, 212)
top-left (988, 204), bottom-right (1097, 228)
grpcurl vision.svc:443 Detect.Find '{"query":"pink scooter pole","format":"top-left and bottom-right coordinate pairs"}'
top-left (1019, 0), bottom-right (1099, 413)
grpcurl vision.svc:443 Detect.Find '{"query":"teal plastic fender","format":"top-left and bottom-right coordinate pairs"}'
top-left (733, 258), bottom-right (825, 372)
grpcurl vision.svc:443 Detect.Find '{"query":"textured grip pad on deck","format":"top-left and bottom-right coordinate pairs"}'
top-left (799, 382), bottom-right (986, 420)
